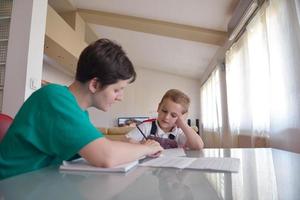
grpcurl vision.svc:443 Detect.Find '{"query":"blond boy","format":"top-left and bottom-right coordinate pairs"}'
top-left (126, 89), bottom-right (204, 149)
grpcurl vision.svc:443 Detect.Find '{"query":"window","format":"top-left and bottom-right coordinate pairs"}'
top-left (225, 0), bottom-right (300, 150)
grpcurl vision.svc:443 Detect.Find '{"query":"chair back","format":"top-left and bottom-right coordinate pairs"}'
top-left (0, 113), bottom-right (13, 142)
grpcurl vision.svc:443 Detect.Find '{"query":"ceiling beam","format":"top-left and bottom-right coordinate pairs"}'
top-left (45, 5), bottom-right (87, 74)
top-left (48, 0), bottom-right (76, 13)
top-left (78, 9), bottom-right (227, 46)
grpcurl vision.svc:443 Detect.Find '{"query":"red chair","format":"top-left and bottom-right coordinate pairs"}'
top-left (0, 113), bottom-right (13, 142)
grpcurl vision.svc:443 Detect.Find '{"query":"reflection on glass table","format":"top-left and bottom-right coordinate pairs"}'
top-left (1, 148), bottom-right (300, 200)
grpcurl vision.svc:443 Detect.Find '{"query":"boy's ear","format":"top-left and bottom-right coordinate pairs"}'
top-left (88, 78), bottom-right (101, 94)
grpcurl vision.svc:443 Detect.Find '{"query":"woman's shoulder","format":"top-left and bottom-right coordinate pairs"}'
top-left (39, 83), bottom-right (66, 93)
top-left (34, 84), bottom-right (70, 99)
top-left (28, 84), bottom-right (75, 108)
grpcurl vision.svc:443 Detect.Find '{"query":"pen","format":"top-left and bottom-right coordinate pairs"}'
top-left (136, 125), bottom-right (147, 140)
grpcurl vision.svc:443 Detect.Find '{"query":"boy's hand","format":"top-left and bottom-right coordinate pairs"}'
top-left (175, 113), bottom-right (188, 129)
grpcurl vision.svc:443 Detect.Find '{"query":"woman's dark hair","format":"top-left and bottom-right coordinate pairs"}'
top-left (75, 38), bottom-right (136, 87)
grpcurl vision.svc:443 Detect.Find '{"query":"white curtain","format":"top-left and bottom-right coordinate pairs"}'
top-left (266, 0), bottom-right (300, 152)
top-left (226, 4), bottom-right (271, 147)
top-left (200, 66), bottom-right (223, 147)
top-left (225, 0), bottom-right (300, 148)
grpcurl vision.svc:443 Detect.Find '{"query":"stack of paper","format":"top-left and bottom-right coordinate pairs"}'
top-left (60, 158), bottom-right (138, 173)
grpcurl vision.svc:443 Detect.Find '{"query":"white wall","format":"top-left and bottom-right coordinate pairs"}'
top-left (42, 56), bottom-right (74, 85)
top-left (3, 0), bottom-right (48, 117)
top-left (43, 63), bottom-right (201, 128)
top-left (89, 67), bottom-right (201, 127)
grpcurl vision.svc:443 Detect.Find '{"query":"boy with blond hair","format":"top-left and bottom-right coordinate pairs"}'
top-left (126, 89), bottom-right (204, 149)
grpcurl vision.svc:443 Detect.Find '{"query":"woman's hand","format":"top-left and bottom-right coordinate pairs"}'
top-left (143, 139), bottom-right (163, 157)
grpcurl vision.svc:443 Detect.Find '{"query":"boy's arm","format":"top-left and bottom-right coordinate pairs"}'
top-left (79, 137), bottom-right (163, 168)
top-left (176, 115), bottom-right (204, 150)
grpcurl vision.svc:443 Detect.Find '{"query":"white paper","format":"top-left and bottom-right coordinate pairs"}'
top-left (140, 155), bottom-right (240, 172)
top-left (139, 156), bottom-right (197, 169)
top-left (162, 148), bottom-right (186, 157)
top-left (60, 158), bottom-right (138, 173)
top-left (187, 157), bottom-right (240, 172)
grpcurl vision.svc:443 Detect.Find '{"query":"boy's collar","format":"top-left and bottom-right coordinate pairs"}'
top-left (156, 120), bottom-right (177, 133)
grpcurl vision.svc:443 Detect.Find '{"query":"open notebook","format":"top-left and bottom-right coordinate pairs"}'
top-left (60, 158), bottom-right (138, 173)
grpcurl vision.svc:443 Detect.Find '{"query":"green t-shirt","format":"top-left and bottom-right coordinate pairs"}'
top-left (0, 84), bottom-right (103, 179)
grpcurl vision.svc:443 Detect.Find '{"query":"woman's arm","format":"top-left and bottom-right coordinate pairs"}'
top-left (79, 137), bottom-right (163, 168)
top-left (125, 125), bottom-right (148, 143)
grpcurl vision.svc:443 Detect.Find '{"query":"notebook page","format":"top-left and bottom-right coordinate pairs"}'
top-left (162, 148), bottom-right (186, 157)
top-left (139, 156), bottom-right (197, 169)
top-left (186, 157), bottom-right (240, 172)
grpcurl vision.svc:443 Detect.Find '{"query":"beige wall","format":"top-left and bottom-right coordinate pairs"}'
top-left (42, 56), bottom-right (73, 85)
top-left (89, 67), bottom-right (201, 127)
top-left (43, 63), bottom-right (200, 127)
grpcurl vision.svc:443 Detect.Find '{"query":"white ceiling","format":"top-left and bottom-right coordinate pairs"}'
top-left (71, 0), bottom-right (238, 79)
top-left (74, 0), bottom-right (238, 31)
